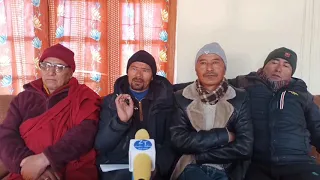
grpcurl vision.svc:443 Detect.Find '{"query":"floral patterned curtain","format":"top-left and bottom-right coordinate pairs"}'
top-left (0, 0), bottom-right (49, 95)
top-left (0, 0), bottom-right (177, 96)
top-left (120, 0), bottom-right (176, 81)
top-left (49, 0), bottom-right (108, 95)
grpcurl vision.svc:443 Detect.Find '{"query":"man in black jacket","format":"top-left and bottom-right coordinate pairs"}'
top-left (229, 47), bottom-right (320, 180)
top-left (170, 42), bottom-right (253, 180)
top-left (95, 50), bottom-right (177, 180)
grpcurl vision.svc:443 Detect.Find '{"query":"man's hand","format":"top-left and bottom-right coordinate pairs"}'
top-left (37, 168), bottom-right (60, 180)
top-left (227, 128), bottom-right (235, 142)
top-left (20, 153), bottom-right (50, 180)
top-left (115, 94), bottom-right (134, 122)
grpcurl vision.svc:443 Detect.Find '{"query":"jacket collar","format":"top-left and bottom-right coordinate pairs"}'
top-left (246, 71), bottom-right (308, 89)
top-left (113, 76), bottom-right (154, 100)
top-left (109, 75), bottom-right (173, 110)
top-left (182, 81), bottom-right (235, 132)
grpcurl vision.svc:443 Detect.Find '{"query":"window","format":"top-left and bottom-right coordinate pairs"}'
top-left (0, 1), bottom-right (39, 94)
top-left (0, 0), bottom-right (176, 96)
top-left (120, 2), bottom-right (169, 76)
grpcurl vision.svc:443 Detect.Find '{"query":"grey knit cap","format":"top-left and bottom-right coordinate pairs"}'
top-left (195, 42), bottom-right (227, 69)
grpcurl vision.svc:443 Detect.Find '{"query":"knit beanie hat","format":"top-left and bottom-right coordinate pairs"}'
top-left (195, 42), bottom-right (227, 69)
top-left (264, 47), bottom-right (297, 75)
top-left (126, 50), bottom-right (157, 77)
top-left (39, 43), bottom-right (75, 72)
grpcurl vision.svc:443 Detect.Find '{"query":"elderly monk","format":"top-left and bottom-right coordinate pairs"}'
top-left (0, 44), bottom-right (100, 180)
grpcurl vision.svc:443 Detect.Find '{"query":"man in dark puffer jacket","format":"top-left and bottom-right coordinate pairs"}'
top-left (95, 50), bottom-right (177, 180)
top-left (229, 47), bottom-right (320, 180)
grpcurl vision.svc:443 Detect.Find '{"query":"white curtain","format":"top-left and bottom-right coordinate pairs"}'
top-left (299, 0), bottom-right (320, 94)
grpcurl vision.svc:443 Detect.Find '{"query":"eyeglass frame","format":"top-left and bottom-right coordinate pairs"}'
top-left (39, 61), bottom-right (71, 73)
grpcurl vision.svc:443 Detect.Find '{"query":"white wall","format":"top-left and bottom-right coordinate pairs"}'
top-left (175, 0), bottom-right (320, 94)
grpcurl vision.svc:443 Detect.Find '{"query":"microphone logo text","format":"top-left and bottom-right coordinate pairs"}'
top-left (134, 140), bottom-right (152, 151)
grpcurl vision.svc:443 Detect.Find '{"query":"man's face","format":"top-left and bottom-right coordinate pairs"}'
top-left (40, 57), bottom-right (73, 93)
top-left (128, 61), bottom-right (153, 92)
top-left (263, 58), bottom-right (292, 81)
top-left (195, 54), bottom-right (226, 91)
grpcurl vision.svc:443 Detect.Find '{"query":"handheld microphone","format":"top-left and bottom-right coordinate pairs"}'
top-left (129, 129), bottom-right (156, 180)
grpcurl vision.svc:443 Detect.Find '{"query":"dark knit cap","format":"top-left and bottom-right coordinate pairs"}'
top-left (264, 47), bottom-right (297, 75)
top-left (39, 43), bottom-right (75, 72)
top-left (126, 50), bottom-right (157, 76)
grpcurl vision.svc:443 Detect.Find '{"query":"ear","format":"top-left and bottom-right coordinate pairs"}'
top-left (68, 70), bottom-right (74, 79)
top-left (222, 66), bottom-right (227, 75)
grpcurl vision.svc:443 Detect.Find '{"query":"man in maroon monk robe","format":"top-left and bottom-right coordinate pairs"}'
top-left (0, 44), bottom-right (100, 180)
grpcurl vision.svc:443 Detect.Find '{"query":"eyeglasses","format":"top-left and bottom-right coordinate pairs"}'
top-left (39, 62), bottom-right (70, 73)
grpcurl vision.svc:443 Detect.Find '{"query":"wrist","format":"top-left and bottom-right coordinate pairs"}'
top-left (119, 117), bottom-right (129, 122)
top-left (40, 153), bottom-right (50, 166)
top-left (118, 116), bottom-right (131, 123)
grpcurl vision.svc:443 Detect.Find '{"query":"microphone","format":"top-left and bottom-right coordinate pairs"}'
top-left (135, 129), bottom-right (149, 139)
top-left (129, 129), bottom-right (156, 180)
